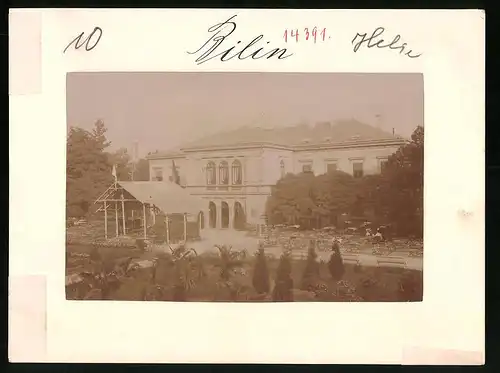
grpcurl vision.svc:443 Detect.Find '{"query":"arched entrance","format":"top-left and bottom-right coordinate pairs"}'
top-left (234, 201), bottom-right (246, 230)
top-left (208, 202), bottom-right (217, 228)
top-left (199, 211), bottom-right (205, 229)
top-left (221, 201), bottom-right (229, 228)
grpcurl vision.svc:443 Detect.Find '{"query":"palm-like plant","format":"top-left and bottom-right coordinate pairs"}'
top-left (77, 249), bottom-right (136, 300)
top-left (165, 244), bottom-right (205, 300)
top-left (213, 244), bottom-right (248, 300)
top-left (214, 245), bottom-right (246, 281)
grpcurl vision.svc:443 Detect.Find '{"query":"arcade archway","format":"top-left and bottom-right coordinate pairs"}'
top-left (208, 202), bottom-right (217, 228)
top-left (234, 201), bottom-right (246, 230)
top-left (199, 211), bottom-right (205, 229)
top-left (221, 201), bottom-right (229, 228)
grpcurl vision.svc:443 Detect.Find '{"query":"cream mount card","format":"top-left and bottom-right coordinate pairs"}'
top-left (9, 9), bottom-right (484, 364)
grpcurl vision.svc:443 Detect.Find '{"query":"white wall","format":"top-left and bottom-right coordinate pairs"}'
top-left (293, 145), bottom-right (400, 176)
top-left (148, 143), bottom-right (401, 225)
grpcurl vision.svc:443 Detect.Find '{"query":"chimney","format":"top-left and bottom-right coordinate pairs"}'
top-left (133, 141), bottom-right (139, 162)
top-left (392, 128), bottom-right (395, 136)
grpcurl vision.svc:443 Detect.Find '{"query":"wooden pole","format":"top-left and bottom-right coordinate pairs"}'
top-left (152, 206), bottom-right (156, 224)
top-left (143, 203), bottom-right (147, 239)
top-left (165, 215), bottom-right (170, 245)
top-left (183, 213), bottom-right (187, 242)
top-left (121, 193), bottom-right (126, 235)
top-left (104, 202), bottom-right (108, 239)
top-left (115, 201), bottom-right (119, 236)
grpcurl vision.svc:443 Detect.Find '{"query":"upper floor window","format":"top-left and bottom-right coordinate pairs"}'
top-left (219, 161), bottom-right (229, 185)
top-left (353, 162), bottom-right (364, 178)
top-left (302, 163), bottom-right (313, 173)
top-left (206, 161), bottom-right (216, 185)
top-left (379, 159), bottom-right (389, 173)
top-left (280, 160), bottom-right (285, 178)
top-left (232, 160), bottom-right (242, 185)
top-left (326, 162), bottom-right (338, 173)
top-left (152, 167), bottom-right (163, 181)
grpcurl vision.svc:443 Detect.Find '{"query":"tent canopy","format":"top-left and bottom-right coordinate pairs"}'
top-left (96, 181), bottom-right (205, 217)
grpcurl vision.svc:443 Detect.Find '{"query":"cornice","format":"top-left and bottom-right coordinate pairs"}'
top-left (146, 138), bottom-right (407, 160)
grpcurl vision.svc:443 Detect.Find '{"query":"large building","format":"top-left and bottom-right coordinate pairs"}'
top-left (147, 120), bottom-right (407, 230)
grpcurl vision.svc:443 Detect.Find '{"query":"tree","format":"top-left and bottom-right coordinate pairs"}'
top-left (311, 171), bottom-right (358, 227)
top-left (133, 159), bottom-right (150, 181)
top-left (252, 246), bottom-right (270, 294)
top-left (66, 121), bottom-right (113, 217)
top-left (328, 241), bottom-right (345, 281)
top-left (374, 126), bottom-right (424, 237)
top-left (214, 245), bottom-right (246, 300)
top-left (301, 240), bottom-right (320, 290)
top-left (110, 147), bottom-right (132, 181)
top-left (266, 171), bottom-right (357, 229)
top-left (272, 252), bottom-right (294, 301)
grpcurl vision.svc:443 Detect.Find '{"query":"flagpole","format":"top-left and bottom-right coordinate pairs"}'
top-left (112, 164), bottom-right (118, 236)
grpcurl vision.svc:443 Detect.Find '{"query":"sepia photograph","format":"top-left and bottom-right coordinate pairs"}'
top-left (65, 72), bottom-right (424, 302)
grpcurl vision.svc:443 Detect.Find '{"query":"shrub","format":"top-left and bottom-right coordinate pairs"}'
top-left (252, 247), bottom-right (270, 294)
top-left (397, 272), bottom-right (423, 301)
top-left (301, 241), bottom-right (320, 290)
top-left (272, 252), bottom-right (294, 301)
top-left (328, 241), bottom-right (345, 281)
top-left (136, 238), bottom-right (146, 251)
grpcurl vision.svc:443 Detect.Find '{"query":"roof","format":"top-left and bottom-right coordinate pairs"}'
top-left (148, 120), bottom-right (404, 158)
top-left (183, 119), bottom-right (398, 147)
top-left (98, 181), bottom-right (205, 216)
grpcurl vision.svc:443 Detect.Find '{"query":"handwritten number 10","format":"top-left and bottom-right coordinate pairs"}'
top-left (63, 27), bottom-right (103, 53)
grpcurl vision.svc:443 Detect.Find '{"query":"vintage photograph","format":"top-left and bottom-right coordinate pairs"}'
top-left (65, 72), bottom-right (424, 302)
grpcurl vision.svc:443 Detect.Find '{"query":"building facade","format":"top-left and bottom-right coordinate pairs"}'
top-left (147, 121), bottom-right (407, 230)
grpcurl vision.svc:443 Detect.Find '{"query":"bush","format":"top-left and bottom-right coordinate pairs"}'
top-left (272, 252), bottom-right (294, 301)
top-left (252, 247), bottom-right (270, 294)
top-left (328, 242), bottom-right (345, 281)
top-left (301, 241), bottom-right (320, 290)
top-left (136, 238), bottom-right (146, 251)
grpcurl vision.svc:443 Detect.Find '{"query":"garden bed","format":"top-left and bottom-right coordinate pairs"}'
top-left (66, 245), bottom-right (422, 302)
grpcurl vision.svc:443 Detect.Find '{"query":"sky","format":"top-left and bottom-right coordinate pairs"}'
top-left (66, 72), bottom-right (424, 157)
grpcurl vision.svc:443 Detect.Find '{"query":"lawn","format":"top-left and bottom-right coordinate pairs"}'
top-left (66, 244), bottom-right (423, 302)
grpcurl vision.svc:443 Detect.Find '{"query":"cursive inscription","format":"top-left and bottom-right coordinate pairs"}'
top-left (187, 15), bottom-right (293, 65)
top-left (351, 27), bottom-right (422, 58)
top-left (63, 27), bottom-right (103, 54)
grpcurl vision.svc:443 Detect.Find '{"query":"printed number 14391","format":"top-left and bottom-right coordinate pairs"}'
top-left (284, 27), bottom-right (327, 43)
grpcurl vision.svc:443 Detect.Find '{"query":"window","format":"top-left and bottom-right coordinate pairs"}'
top-left (232, 160), bottom-right (242, 185)
top-left (379, 159), bottom-right (388, 173)
top-left (353, 162), bottom-right (364, 178)
top-left (219, 161), bottom-right (229, 185)
top-left (206, 161), bottom-right (216, 185)
top-left (302, 163), bottom-right (313, 173)
top-left (280, 160), bottom-right (285, 178)
top-left (326, 163), bottom-right (338, 173)
top-left (152, 167), bottom-right (163, 181)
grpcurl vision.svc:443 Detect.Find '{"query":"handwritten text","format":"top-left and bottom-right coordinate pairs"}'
top-left (187, 15), bottom-right (293, 65)
top-left (63, 27), bottom-right (103, 54)
top-left (351, 27), bottom-right (422, 58)
top-left (284, 27), bottom-right (328, 43)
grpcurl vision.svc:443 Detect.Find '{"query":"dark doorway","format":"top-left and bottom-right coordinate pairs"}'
top-left (221, 201), bottom-right (229, 228)
top-left (234, 201), bottom-right (246, 230)
top-left (208, 202), bottom-right (217, 228)
top-left (199, 211), bottom-right (205, 229)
